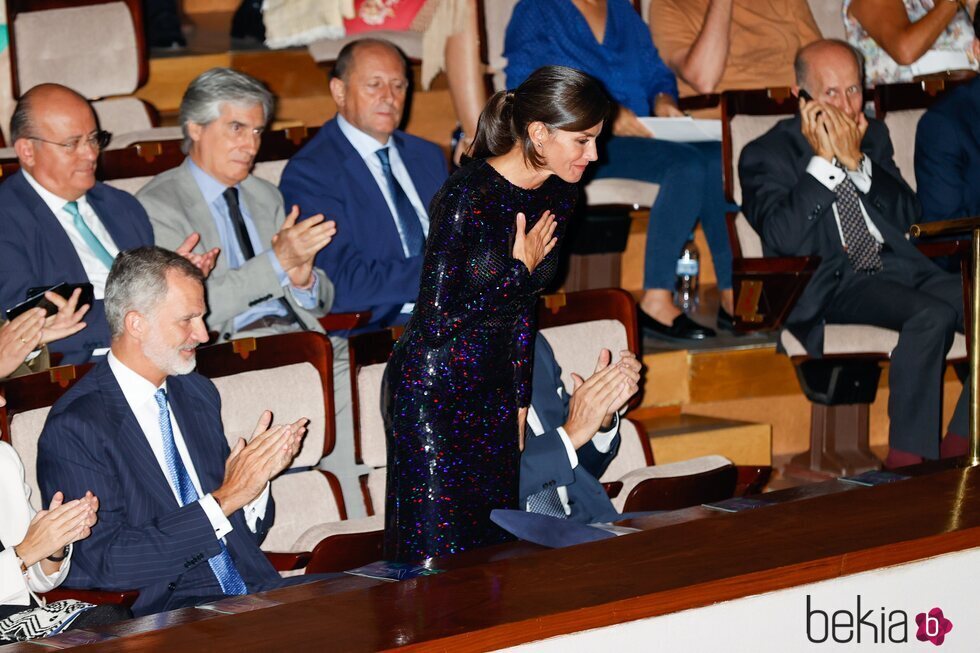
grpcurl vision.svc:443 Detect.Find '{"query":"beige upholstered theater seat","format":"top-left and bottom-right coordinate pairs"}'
top-left (883, 109), bottom-right (927, 192)
top-left (732, 212), bottom-right (764, 257)
top-left (780, 327), bottom-right (968, 359)
top-left (730, 113), bottom-right (789, 205)
top-left (253, 160), bottom-right (289, 186)
top-left (13, 3), bottom-right (139, 99)
top-left (293, 514), bottom-right (384, 553)
top-left (211, 362), bottom-right (342, 553)
top-left (584, 178), bottom-right (658, 210)
top-left (598, 417), bottom-right (653, 486)
top-left (808, 0), bottom-right (846, 40)
top-left (308, 30), bottom-right (423, 64)
top-left (105, 126), bottom-right (182, 151)
top-left (355, 361), bottom-right (388, 515)
top-left (540, 320), bottom-right (629, 392)
top-left (8, 408), bottom-right (52, 512)
top-left (10, 1), bottom-right (155, 143)
top-left (609, 454), bottom-right (733, 513)
top-left (105, 175), bottom-right (153, 195)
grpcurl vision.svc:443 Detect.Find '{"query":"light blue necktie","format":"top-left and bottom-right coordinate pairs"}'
top-left (376, 147), bottom-right (425, 257)
top-left (154, 389), bottom-right (248, 596)
top-left (63, 201), bottom-right (115, 269)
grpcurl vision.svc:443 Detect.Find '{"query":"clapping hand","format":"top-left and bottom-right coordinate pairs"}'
top-left (15, 491), bottom-right (98, 570)
top-left (176, 232), bottom-right (220, 277)
top-left (563, 349), bottom-right (641, 449)
top-left (272, 206), bottom-right (337, 289)
top-left (40, 287), bottom-right (89, 345)
top-left (213, 411), bottom-right (308, 516)
top-left (512, 210), bottom-right (558, 274)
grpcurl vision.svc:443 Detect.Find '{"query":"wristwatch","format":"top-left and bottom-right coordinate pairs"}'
top-left (47, 545), bottom-right (69, 562)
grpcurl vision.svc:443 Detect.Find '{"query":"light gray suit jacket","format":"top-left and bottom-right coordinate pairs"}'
top-left (137, 159), bottom-right (334, 341)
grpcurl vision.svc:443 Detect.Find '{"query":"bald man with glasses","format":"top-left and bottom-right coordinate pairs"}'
top-left (0, 83), bottom-right (215, 365)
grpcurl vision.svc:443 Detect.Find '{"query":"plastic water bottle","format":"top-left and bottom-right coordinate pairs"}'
top-left (674, 234), bottom-right (700, 312)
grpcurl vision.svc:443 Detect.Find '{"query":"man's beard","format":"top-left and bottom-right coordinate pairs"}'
top-left (142, 333), bottom-right (197, 376)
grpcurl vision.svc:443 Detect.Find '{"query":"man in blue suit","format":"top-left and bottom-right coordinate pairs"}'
top-left (915, 75), bottom-right (980, 224)
top-left (37, 247), bottom-right (315, 617)
top-left (279, 38), bottom-right (447, 333)
top-left (0, 84), bottom-right (215, 364)
top-left (521, 338), bottom-right (641, 524)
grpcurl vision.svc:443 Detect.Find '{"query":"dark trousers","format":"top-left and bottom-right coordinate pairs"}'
top-left (824, 250), bottom-right (964, 458)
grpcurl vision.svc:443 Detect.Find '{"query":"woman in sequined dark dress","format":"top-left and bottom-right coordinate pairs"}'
top-left (383, 66), bottom-right (610, 562)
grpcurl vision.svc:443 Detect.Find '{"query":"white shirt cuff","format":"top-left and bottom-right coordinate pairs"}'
top-left (199, 494), bottom-right (233, 539)
top-left (289, 273), bottom-right (319, 309)
top-left (556, 427), bottom-right (579, 469)
top-left (806, 156), bottom-right (844, 190)
top-left (592, 413), bottom-right (621, 453)
top-left (243, 483), bottom-right (271, 533)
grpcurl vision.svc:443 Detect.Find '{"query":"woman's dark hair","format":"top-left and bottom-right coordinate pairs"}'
top-left (470, 65), bottom-right (610, 167)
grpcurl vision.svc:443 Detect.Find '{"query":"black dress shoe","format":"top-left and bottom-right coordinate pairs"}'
top-left (717, 306), bottom-right (735, 332)
top-left (638, 306), bottom-right (716, 341)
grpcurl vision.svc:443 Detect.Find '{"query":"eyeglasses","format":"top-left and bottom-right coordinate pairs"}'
top-left (27, 130), bottom-right (112, 153)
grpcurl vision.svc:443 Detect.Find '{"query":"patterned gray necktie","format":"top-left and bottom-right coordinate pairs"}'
top-left (835, 176), bottom-right (882, 273)
top-left (526, 486), bottom-right (567, 519)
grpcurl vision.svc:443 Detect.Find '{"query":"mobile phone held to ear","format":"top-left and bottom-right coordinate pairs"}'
top-left (799, 89), bottom-right (814, 102)
top-left (6, 282), bottom-right (94, 321)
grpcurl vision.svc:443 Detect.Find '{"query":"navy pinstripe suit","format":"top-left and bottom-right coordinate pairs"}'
top-left (36, 361), bottom-right (288, 616)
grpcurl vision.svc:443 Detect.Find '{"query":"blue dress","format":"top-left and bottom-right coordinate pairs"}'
top-left (504, 0), bottom-right (734, 292)
top-left (383, 160), bottom-right (577, 562)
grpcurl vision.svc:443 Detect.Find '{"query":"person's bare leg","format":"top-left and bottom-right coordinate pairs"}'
top-left (639, 289), bottom-right (681, 324)
top-left (720, 288), bottom-right (734, 314)
top-left (445, 0), bottom-right (487, 163)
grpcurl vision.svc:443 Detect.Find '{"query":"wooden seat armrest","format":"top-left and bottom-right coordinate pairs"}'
top-left (42, 587), bottom-right (139, 607)
top-left (622, 465), bottom-right (738, 513)
top-left (735, 465), bottom-right (773, 496)
top-left (677, 94), bottom-right (721, 112)
top-left (602, 481), bottom-right (624, 499)
top-left (914, 239), bottom-right (970, 259)
top-left (731, 256), bottom-right (820, 332)
top-left (264, 551), bottom-right (312, 571)
top-left (318, 311), bottom-right (372, 332)
top-left (305, 529), bottom-right (385, 574)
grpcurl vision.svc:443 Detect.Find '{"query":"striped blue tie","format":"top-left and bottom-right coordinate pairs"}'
top-left (154, 389), bottom-right (247, 596)
top-left (63, 201), bottom-right (115, 269)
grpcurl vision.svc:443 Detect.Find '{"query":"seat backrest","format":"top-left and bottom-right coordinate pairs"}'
top-left (807, 0), bottom-right (845, 40)
top-left (599, 418), bottom-right (654, 483)
top-left (540, 320), bottom-right (629, 392)
top-left (92, 97), bottom-right (154, 136)
top-left (872, 80), bottom-right (967, 194)
top-left (721, 89), bottom-right (797, 206)
top-left (195, 332), bottom-right (336, 462)
top-left (105, 175), bottom-right (153, 195)
top-left (9, 0), bottom-right (146, 99)
top-left (1, 364), bottom-right (94, 511)
top-left (348, 329), bottom-right (398, 468)
top-left (261, 470), bottom-right (346, 552)
top-left (253, 160), bottom-right (289, 186)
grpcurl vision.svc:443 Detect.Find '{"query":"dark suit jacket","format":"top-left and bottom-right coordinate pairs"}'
top-left (0, 172), bottom-right (154, 364)
top-left (915, 77), bottom-right (980, 222)
top-left (36, 361), bottom-right (283, 617)
top-left (279, 118), bottom-right (447, 332)
top-left (739, 116), bottom-right (937, 355)
top-left (520, 338), bottom-right (621, 525)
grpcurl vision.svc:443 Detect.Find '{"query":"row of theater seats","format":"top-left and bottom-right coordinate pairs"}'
top-left (0, 288), bottom-right (770, 607)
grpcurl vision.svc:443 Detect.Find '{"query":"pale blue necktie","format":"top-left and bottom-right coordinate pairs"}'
top-left (376, 147), bottom-right (425, 256)
top-left (154, 389), bottom-right (248, 596)
top-left (63, 201), bottom-right (115, 269)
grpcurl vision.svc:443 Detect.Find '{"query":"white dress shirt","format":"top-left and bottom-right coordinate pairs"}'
top-left (22, 170), bottom-right (120, 300)
top-left (0, 442), bottom-right (71, 608)
top-left (527, 384), bottom-right (619, 515)
top-left (806, 155), bottom-right (885, 247)
top-left (107, 352), bottom-right (269, 540)
top-left (337, 114), bottom-right (429, 315)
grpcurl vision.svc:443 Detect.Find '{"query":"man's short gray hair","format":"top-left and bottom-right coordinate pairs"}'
top-left (178, 67), bottom-right (274, 153)
top-left (105, 247), bottom-right (204, 338)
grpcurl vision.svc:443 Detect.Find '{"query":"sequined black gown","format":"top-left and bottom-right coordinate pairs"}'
top-left (383, 159), bottom-right (577, 562)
